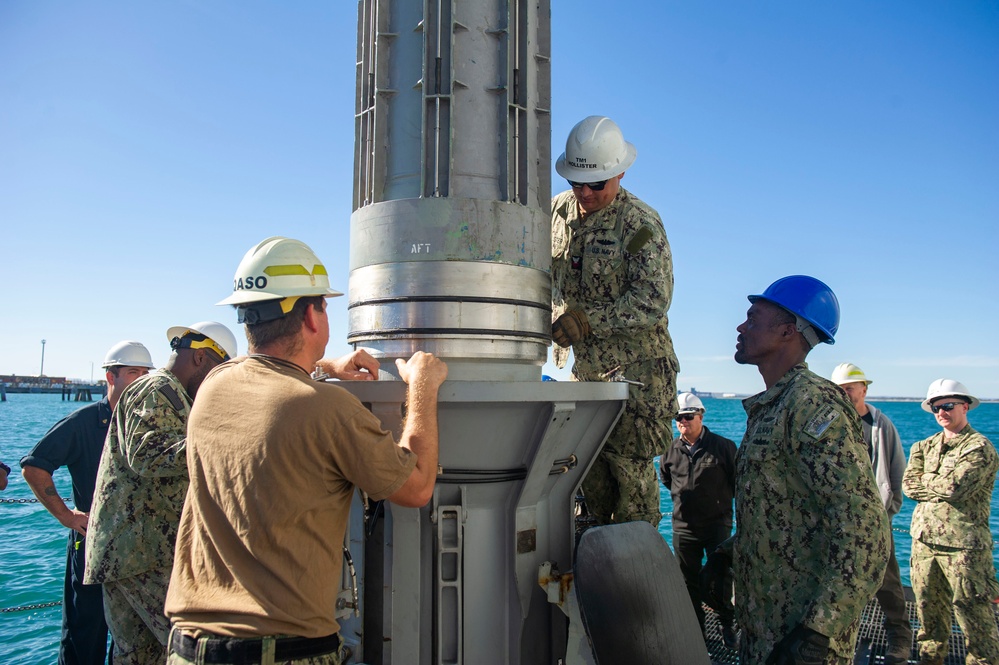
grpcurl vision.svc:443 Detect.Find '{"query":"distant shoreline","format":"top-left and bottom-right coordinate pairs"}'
top-left (4, 380), bottom-right (996, 404)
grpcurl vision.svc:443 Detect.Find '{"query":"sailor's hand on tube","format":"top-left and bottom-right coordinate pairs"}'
top-left (551, 309), bottom-right (591, 348)
top-left (699, 547), bottom-right (734, 614)
top-left (766, 625), bottom-right (829, 665)
top-left (318, 349), bottom-right (380, 381)
top-left (395, 352), bottom-right (448, 391)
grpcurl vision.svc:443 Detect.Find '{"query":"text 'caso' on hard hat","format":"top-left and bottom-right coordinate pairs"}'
top-left (217, 236), bottom-right (343, 324)
top-left (555, 116), bottom-right (637, 183)
top-left (748, 275), bottom-right (840, 346)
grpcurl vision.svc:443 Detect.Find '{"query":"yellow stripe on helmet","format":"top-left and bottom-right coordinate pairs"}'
top-left (263, 264), bottom-right (329, 277)
top-left (184, 336), bottom-right (230, 362)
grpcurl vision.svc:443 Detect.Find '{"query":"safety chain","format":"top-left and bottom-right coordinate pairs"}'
top-left (1, 498), bottom-right (70, 614)
top-left (0, 507), bottom-right (991, 613)
top-left (0, 600), bottom-right (61, 613)
top-left (658, 512), bottom-right (995, 547)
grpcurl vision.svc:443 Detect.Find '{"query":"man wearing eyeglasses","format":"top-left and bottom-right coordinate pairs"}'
top-left (85, 322), bottom-right (237, 664)
top-left (550, 115), bottom-right (678, 527)
top-left (659, 392), bottom-right (737, 647)
top-left (830, 363), bottom-right (912, 665)
top-left (903, 379), bottom-right (999, 665)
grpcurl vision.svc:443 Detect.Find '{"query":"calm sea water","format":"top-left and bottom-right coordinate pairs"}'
top-left (1, 394), bottom-right (998, 664)
top-left (654, 398), bottom-right (999, 587)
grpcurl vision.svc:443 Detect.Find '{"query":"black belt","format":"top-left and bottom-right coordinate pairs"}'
top-left (169, 630), bottom-right (340, 664)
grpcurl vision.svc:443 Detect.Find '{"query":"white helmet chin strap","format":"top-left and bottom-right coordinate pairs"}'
top-left (795, 315), bottom-right (821, 349)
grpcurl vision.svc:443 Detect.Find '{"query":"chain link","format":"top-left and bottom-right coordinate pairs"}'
top-left (0, 499), bottom-right (70, 615)
top-left (0, 600), bottom-right (61, 613)
top-left (0, 506), bottom-right (990, 612)
top-left (658, 512), bottom-right (995, 547)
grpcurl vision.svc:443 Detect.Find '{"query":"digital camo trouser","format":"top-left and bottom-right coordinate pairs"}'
top-left (910, 539), bottom-right (999, 664)
top-left (102, 568), bottom-right (171, 665)
top-left (579, 357), bottom-right (675, 526)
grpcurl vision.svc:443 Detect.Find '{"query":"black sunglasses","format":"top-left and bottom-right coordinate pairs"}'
top-left (930, 401), bottom-right (964, 414)
top-left (676, 413), bottom-right (698, 422)
top-left (568, 179), bottom-right (608, 191)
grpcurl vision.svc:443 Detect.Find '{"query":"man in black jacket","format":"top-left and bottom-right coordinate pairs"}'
top-left (660, 392), bottom-right (738, 646)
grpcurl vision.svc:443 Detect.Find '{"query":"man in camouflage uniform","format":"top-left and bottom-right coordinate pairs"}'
top-left (85, 323), bottom-right (236, 664)
top-left (550, 115), bottom-right (679, 526)
top-left (903, 379), bottom-right (999, 665)
top-left (706, 276), bottom-right (889, 665)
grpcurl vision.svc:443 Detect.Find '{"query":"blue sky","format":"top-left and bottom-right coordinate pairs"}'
top-left (1, 1), bottom-right (996, 398)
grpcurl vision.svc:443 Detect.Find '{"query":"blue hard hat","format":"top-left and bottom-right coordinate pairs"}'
top-left (748, 275), bottom-right (840, 344)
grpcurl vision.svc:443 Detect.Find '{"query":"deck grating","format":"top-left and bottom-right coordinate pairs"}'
top-left (704, 590), bottom-right (997, 664)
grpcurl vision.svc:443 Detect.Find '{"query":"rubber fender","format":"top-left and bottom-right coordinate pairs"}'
top-left (574, 522), bottom-right (711, 665)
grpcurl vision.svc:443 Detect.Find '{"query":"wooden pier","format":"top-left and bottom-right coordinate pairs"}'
top-left (0, 374), bottom-right (106, 401)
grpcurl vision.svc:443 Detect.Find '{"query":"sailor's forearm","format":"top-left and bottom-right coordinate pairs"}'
top-left (22, 466), bottom-right (73, 522)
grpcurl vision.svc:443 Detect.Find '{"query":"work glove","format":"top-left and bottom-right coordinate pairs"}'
top-left (699, 548), bottom-right (734, 615)
top-left (766, 624), bottom-right (830, 665)
top-left (551, 309), bottom-right (591, 348)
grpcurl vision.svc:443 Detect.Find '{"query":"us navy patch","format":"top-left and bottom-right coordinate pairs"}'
top-left (805, 409), bottom-right (839, 438)
top-left (571, 255), bottom-right (582, 270)
top-left (158, 385), bottom-right (185, 412)
top-left (626, 226), bottom-right (653, 253)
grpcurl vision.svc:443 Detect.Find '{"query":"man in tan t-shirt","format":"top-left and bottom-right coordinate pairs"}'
top-left (164, 237), bottom-right (448, 665)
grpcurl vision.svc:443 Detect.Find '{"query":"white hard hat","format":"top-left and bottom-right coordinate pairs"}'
top-left (677, 393), bottom-right (705, 415)
top-left (921, 378), bottom-right (979, 413)
top-left (167, 321), bottom-right (238, 361)
top-left (218, 236), bottom-right (343, 306)
top-left (831, 363), bottom-right (872, 386)
top-left (102, 340), bottom-right (155, 369)
top-left (555, 116), bottom-right (637, 183)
